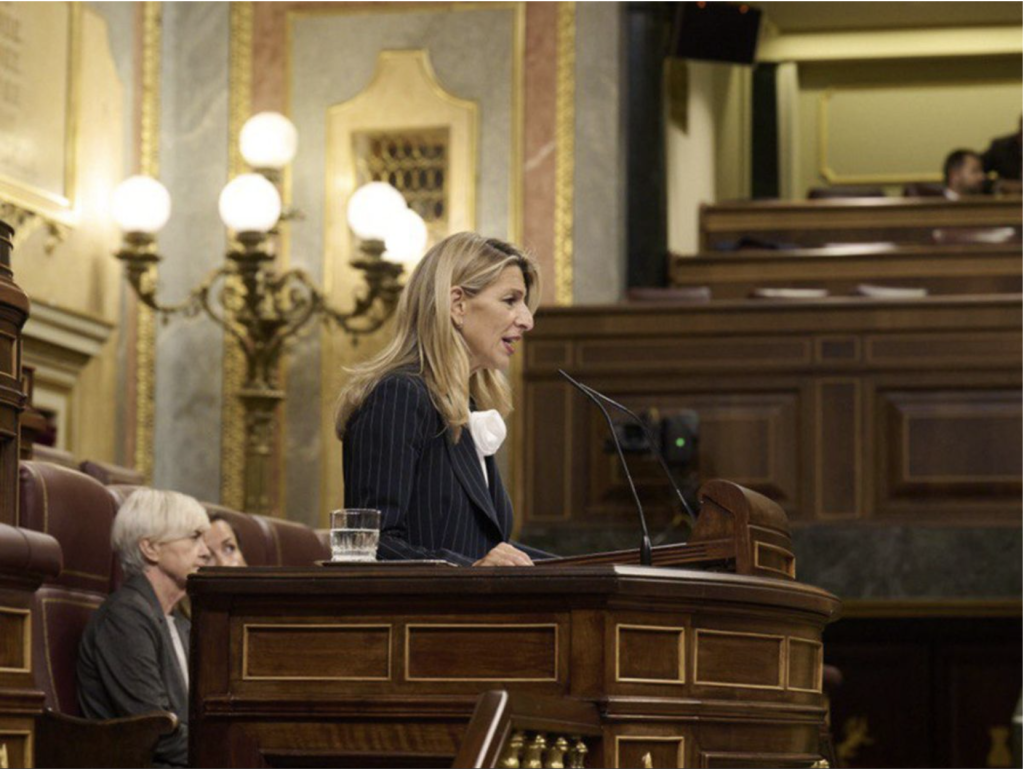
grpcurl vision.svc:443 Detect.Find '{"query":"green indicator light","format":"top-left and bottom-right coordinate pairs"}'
top-left (675, 438), bottom-right (686, 448)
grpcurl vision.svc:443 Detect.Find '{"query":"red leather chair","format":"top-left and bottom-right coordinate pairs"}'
top-left (263, 515), bottom-right (329, 566)
top-left (18, 461), bottom-right (176, 767)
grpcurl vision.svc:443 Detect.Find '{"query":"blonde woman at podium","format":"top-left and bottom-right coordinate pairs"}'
top-left (335, 232), bottom-right (552, 567)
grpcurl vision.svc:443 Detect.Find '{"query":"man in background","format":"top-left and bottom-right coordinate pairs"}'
top-left (942, 149), bottom-right (986, 199)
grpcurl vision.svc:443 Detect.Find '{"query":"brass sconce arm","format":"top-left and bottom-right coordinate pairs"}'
top-left (116, 233), bottom-right (231, 322)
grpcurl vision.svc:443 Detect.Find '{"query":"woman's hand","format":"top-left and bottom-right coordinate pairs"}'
top-left (472, 542), bottom-right (534, 567)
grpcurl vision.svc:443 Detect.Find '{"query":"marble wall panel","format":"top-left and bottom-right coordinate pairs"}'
top-left (793, 526), bottom-right (1022, 599)
top-left (285, 6), bottom-right (518, 526)
top-left (573, 3), bottom-right (627, 305)
top-left (152, 3), bottom-right (229, 501)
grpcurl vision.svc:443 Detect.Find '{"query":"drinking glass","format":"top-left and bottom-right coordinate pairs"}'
top-left (329, 508), bottom-right (381, 562)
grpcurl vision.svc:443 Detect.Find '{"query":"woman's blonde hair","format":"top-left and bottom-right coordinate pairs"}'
top-left (335, 232), bottom-right (540, 442)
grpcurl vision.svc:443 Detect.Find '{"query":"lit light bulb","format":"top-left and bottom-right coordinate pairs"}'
top-left (346, 182), bottom-right (407, 241)
top-left (239, 112), bottom-right (298, 170)
top-left (111, 176), bottom-right (172, 234)
top-left (384, 208), bottom-right (429, 266)
top-left (218, 173), bottom-right (282, 233)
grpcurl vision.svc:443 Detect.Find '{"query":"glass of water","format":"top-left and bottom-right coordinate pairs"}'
top-left (329, 508), bottom-right (381, 562)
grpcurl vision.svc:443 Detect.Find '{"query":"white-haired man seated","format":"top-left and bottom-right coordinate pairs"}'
top-left (77, 489), bottom-right (210, 768)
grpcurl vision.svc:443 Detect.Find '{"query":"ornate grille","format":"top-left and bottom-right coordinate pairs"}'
top-left (353, 128), bottom-right (449, 227)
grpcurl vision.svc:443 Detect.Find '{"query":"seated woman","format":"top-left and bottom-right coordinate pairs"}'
top-left (335, 232), bottom-right (551, 566)
top-left (77, 489), bottom-right (210, 768)
top-left (203, 513), bottom-right (248, 567)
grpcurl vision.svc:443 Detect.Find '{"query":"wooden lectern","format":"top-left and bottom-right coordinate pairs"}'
top-left (188, 481), bottom-right (840, 768)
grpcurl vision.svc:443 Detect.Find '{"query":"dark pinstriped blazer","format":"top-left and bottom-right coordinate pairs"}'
top-left (343, 372), bottom-right (547, 566)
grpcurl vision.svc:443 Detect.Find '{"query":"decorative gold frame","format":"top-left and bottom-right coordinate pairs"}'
top-left (0, 607), bottom-right (31, 674)
top-left (0, 2), bottom-right (81, 234)
top-left (615, 624), bottom-right (687, 685)
top-left (404, 622), bottom-right (559, 682)
top-left (241, 623), bottom-right (393, 681)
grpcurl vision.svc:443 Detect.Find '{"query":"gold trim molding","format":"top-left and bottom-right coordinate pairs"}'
top-left (615, 623), bottom-right (687, 685)
top-left (554, 2), bottom-right (576, 306)
top-left (693, 628), bottom-right (786, 691)
top-left (134, 1), bottom-right (162, 482)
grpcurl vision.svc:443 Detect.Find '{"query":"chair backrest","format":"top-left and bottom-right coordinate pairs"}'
top-left (19, 461), bottom-right (120, 715)
top-left (80, 459), bottom-right (146, 487)
top-left (19, 462), bottom-right (118, 594)
top-left (259, 515), bottom-right (330, 566)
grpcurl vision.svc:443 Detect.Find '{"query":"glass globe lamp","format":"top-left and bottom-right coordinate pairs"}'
top-left (239, 112), bottom-right (298, 171)
top-left (346, 182), bottom-right (407, 242)
top-left (111, 176), bottom-right (172, 234)
top-left (384, 208), bottom-right (429, 266)
top-left (218, 173), bottom-right (282, 234)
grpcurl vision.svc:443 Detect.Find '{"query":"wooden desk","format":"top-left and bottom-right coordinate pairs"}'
top-left (188, 564), bottom-right (840, 768)
top-left (668, 243), bottom-right (1023, 298)
top-left (699, 197), bottom-right (1023, 250)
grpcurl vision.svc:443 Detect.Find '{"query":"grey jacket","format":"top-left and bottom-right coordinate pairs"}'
top-left (77, 573), bottom-right (190, 767)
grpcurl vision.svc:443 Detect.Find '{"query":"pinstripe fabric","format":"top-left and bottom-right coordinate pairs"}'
top-left (343, 373), bottom-right (535, 566)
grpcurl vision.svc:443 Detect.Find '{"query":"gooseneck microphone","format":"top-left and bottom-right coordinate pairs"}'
top-left (559, 369), bottom-right (653, 566)
top-left (571, 378), bottom-right (698, 529)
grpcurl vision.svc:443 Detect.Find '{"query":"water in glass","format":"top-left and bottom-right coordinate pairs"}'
top-left (329, 508), bottom-right (381, 562)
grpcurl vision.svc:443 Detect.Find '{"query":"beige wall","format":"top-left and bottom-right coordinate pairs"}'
top-left (10, 6), bottom-right (131, 464)
top-left (665, 61), bottom-right (751, 255)
top-left (793, 56), bottom-right (1021, 197)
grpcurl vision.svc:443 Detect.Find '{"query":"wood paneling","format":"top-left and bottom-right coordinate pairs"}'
top-left (694, 629), bottom-right (785, 690)
top-left (616, 625), bottom-right (685, 684)
top-left (243, 624), bottom-right (392, 681)
top-left (698, 197), bottom-right (1022, 250)
top-left (520, 296), bottom-right (1022, 531)
top-left (405, 624), bottom-right (558, 682)
top-left (0, 607), bottom-right (29, 673)
top-left (669, 243), bottom-right (1023, 299)
top-left (189, 565), bottom-right (840, 768)
top-left (878, 389), bottom-right (1022, 518)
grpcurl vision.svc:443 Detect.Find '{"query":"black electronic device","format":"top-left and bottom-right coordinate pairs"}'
top-left (671, 1), bottom-right (762, 65)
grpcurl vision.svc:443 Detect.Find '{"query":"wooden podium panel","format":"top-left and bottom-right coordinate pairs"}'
top-left (189, 565), bottom-right (840, 768)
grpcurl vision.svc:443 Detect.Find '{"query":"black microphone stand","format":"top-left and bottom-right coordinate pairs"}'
top-left (571, 379), bottom-right (698, 529)
top-left (559, 370), bottom-right (653, 566)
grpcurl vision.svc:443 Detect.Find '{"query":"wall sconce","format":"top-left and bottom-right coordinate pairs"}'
top-left (113, 112), bottom-right (428, 515)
